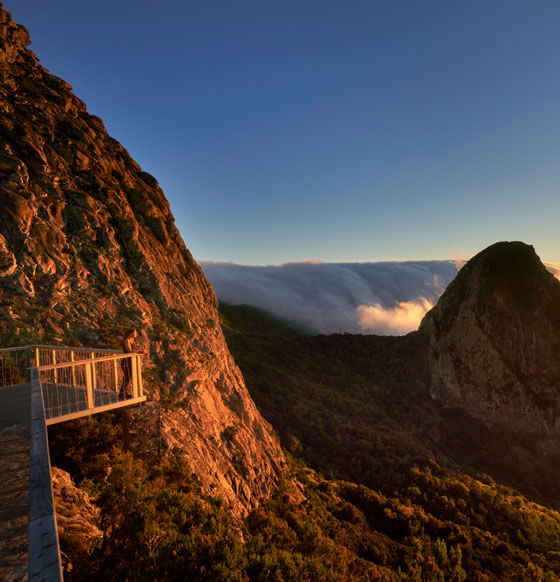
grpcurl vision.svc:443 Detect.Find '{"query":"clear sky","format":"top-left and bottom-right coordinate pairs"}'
top-left (9, 1), bottom-right (560, 264)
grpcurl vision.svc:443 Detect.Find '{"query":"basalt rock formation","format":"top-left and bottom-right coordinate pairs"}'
top-left (0, 4), bottom-right (287, 520)
top-left (420, 241), bottom-right (560, 433)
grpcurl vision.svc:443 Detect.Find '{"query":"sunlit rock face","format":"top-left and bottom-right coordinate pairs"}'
top-left (0, 5), bottom-right (287, 520)
top-left (421, 241), bottom-right (560, 432)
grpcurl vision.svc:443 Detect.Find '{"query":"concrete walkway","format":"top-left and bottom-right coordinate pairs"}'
top-left (0, 383), bottom-right (32, 581)
top-left (0, 377), bottom-right (63, 582)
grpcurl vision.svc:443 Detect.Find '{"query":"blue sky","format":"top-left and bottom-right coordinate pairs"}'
top-left (9, 1), bottom-right (560, 264)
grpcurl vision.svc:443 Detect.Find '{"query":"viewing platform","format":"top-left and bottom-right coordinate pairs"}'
top-left (0, 345), bottom-right (146, 581)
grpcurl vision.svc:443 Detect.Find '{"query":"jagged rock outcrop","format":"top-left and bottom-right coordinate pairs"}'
top-left (0, 4), bottom-right (288, 520)
top-left (51, 467), bottom-right (102, 548)
top-left (420, 241), bottom-right (560, 432)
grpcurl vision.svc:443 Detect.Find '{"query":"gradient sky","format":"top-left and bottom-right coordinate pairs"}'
top-left (9, 1), bottom-right (560, 264)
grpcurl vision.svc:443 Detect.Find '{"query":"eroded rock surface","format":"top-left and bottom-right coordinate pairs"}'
top-left (0, 4), bottom-right (287, 520)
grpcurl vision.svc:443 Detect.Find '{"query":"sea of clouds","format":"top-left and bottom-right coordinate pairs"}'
top-left (201, 260), bottom-right (560, 336)
top-left (201, 260), bottom-right (459, 334)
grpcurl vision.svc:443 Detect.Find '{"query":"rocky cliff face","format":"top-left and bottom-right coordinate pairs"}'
top-left (0, 4), bottom-right (287, 520)
top-left (420, 241), bottom-right (560, 433)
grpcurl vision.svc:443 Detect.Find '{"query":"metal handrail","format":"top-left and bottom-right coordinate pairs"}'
top-left (37, 352), bottom-right (143, 371)
top-left (38, 351), bottom-right (145, 424)
top-left (0, 344), bottom-right (146, 423)
top-left (0, 344), bottom-right (124, 354)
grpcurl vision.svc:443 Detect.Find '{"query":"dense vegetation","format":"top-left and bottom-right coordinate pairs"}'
top-left (47, 303), bottom-right (560, 580)
top-left (49, 416), bottom-right (397, 581)
top-left (219, 303), bottom-right (560, 580)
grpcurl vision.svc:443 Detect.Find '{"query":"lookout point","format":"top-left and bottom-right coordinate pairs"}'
top-left (0, 344), bottom-right (145, 580)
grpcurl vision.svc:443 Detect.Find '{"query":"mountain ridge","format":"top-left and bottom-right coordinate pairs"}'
top-left (0, 2), bottom-right (289, 522)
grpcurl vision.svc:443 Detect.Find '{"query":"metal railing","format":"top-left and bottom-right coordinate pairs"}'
top-left (0, 345), bottom-right (145, 424)
top-left (0, 345), bottom-right (36, 387)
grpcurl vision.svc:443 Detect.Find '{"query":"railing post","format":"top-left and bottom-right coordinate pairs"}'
top-left (113, 358), bottom-right (119, 393)
top-left (136, 355), bottom-right (143, 397)
top-left (34, 347), bottom-right (40, 367)
top-left (131, 355), bottom-right (138, 398)
top-left (52, 349), bottom-right (57, 384)
top-left (90, 352), bottom-right (97, 392)
top-left (85, 361), bottom-right (94, 409)
top-left (70, 350), bottom-right (76, 386)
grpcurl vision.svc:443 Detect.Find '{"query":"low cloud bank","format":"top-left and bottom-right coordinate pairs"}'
top-left (547, 263), bottom-right (560, 280)
top-left (356, 299), bottom-right (435, 335)
top-left (201, 260), bottom-right (560, 336)
top-left (200, 260), bottom-right (459, 335)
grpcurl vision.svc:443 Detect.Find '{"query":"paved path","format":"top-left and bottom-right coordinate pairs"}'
top-left (0, 383), bottom-right (32, 581)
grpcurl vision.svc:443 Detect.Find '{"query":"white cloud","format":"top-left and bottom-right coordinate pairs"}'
top-left (356, 299), bottom-right (434, 335)
top-left (546, 263), bottom-right (560, 281)
top-left (201, 260), bottom-right (456, 335)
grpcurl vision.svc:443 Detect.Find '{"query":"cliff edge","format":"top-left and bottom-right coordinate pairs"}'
top-left (0, 4), bottom-right (288, 520)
